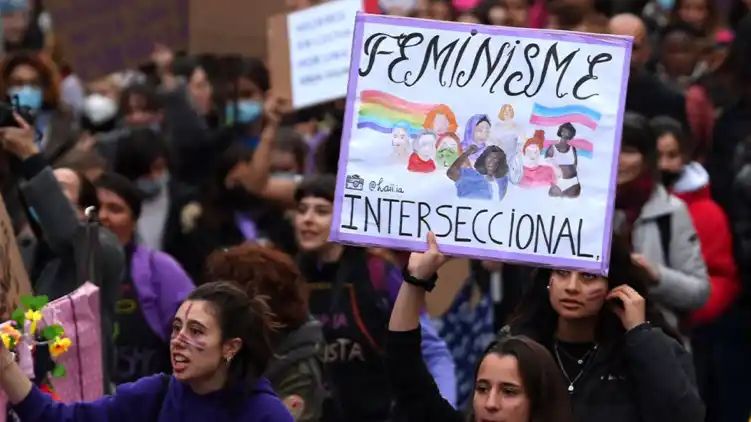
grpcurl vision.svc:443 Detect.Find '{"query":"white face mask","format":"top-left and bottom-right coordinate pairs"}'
top-left (83, 94), bottom-right (118, 125)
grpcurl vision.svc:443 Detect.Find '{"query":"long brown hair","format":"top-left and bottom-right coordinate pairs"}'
top-left (466, 335), bottom-right (573, 422)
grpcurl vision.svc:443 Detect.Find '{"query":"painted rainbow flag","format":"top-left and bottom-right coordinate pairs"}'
top-left (357, 90), bottom-right (435, 137)
top-left (529, 103), bottom-right (602, 130)
top-left (543, 139), bottom-right (594, 159)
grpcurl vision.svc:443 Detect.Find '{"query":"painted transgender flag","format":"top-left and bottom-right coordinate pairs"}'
top-left (543, 139), bottom-right (594, 159)
top-left (357, 90), bottom-right (435, 137)
top-left (529, 103), bottom-right (602, 130)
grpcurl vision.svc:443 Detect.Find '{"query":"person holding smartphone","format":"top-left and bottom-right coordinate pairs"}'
top-left (389, 232), bottom-right (704, 422)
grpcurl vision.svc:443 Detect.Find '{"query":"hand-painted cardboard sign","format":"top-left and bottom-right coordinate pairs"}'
top-left (331, 14), bottom-right (633, 275)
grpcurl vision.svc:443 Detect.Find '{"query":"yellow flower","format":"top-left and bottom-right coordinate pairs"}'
top-left (24, 310), bottom-right (43, 335)
top-left (1, 333), bottom-right (10, 350)
top-left (1, 324), bottom-right (21, 348)
top-left (49, 336), bottom-right (72, 359)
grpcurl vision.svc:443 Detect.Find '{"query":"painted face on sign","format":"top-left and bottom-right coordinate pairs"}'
top-left (433, 113), bottom-right (450, 135)
top-left (392, 127), bottom-right (409, 147)
top-left (416, 134), bottom-right (437, 161)
top-left (475, 121), bottom-right (491, 143)
top-left (523, 144), bottom-right (542, 166)
top-left (437, 138), bottom-right (459, 167)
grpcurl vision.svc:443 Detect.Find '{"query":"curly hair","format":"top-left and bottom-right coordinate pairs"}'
top-left (205, 244), bottom-right (309, 331)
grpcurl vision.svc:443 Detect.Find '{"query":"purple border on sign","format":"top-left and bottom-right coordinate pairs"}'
top-left (329, 13), bottom-right (634, 275)
top-left (599, 37), bottom-right (634, 275)
top-left (330, 13), bottom-right (367, 239)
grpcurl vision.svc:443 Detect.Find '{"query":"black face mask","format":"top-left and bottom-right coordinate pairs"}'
top-left (660, 169), bottom-right (682, 188)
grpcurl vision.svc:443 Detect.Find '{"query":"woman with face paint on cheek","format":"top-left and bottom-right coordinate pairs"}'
top-left (504, 235), bottom-right (705, 422)
top-left (0, 282), bottom-right (294, 422)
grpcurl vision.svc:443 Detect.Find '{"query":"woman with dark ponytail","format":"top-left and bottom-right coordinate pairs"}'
top-left (0, 282), bottom-right (293, 421)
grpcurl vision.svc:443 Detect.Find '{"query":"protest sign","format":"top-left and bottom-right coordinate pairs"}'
top-left (190, 0), bottom-right (285, 58)
top-left (43, 282), bottom-right (103, 402)
top-left (331, 15), bottom-right (633, 274)
top-left (268, 0), bottom-right (361, 109)
top-left (46, 0), bottom-right (188, 80)
top-left (0, 195), bottom-right (31, 320)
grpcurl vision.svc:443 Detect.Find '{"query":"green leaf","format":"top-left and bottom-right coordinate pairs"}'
top-left (42, 325), bottom-right (64, 341)
top-left (51, 364), bottom-right (66, 378)
top-left (19, 296), bottom-right (34, 310)
top-left (8, 337), bottom-right (16, 350)
top-left (29, 295), bottom-right (48, 311)
top-left (11, 308), bottom-right (25, 327)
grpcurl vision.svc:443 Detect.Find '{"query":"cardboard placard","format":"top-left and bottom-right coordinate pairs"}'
top-left (331, 14), bottom-right (633, 275)
top-left (189, 0), bottom-right (286, 58)
top-left (268, 0), bottom-right (362, 109)
top-left (46, 0), bottom-right (188, 80)
top-left (0, 194), bottom-right (31, 320)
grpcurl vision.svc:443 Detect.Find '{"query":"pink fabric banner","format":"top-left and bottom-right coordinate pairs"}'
top-left (43, 282), bottom-right (103, 402)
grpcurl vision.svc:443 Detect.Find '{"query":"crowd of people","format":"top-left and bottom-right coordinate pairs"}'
top-left (0, 0), bottom-right (749, 421)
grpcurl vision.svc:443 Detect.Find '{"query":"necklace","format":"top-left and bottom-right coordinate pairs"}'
top-left (557, 342), bottom-right (597, 366)
top-left (554, 341), bottom-right (598, 393)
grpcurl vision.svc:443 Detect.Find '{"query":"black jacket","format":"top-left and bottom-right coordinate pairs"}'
top-left (387, 328), bottom-right (462, 422)
top-left (17, 159), bottom-right (124, 390)
top-left (504, 323), bottom-right (705, 422)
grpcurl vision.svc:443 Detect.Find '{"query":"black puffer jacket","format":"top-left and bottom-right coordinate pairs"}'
top-left (503, 323), bottom-right (705, 422)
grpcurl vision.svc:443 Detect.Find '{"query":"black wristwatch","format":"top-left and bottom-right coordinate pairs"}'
top-left (402, 265), bottom-right (438, 292)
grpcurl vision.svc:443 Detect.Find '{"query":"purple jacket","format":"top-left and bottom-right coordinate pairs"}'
top-left (131, 245), bottom-right (195, 341)
top-left (13, 374), bottom-right (293, 422)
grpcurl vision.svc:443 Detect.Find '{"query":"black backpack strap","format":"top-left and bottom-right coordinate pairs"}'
top-left (78, 208), bottom-right (100, 286)
top-left (655, 214), bottom-right (672, 267)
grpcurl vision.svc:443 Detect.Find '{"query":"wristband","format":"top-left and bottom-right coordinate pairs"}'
top-left (402, 265), bottom-right (438, 292)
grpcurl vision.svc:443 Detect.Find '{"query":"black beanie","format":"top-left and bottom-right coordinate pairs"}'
top-left (95, 172), bottom-right (144, 220)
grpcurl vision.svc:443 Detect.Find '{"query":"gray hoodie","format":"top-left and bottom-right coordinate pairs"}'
top-left (616, 185), bottom-right (710, 330)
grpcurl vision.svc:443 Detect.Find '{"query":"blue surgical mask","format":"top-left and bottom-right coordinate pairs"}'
top-left (226, 100), bottom-right (262, 125)
top-left (8, 85), bottom-right (43, 112)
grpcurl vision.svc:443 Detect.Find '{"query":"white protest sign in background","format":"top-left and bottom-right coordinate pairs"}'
top-left (331, 14), bottom-right (633, 274)
top-left (287, 0), bottom-right (362, 109)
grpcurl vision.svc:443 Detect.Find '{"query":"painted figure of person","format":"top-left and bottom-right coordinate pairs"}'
top-left (435, 133), bottom-right (462, 168)
top-left (461, 114), bottom-right (492, 163)
top-left (520, 130), bottom-right (561, 188)
top-left (408, 131), bottom-right (438, 173)
top-left (545, 122), bottom-right (581, 197)
top-left (448, 144), bottom-right (509, 201)
top-left (423, 104), bottom-right (458, 137)
top-left (391, 122), bottom-right (412, 163)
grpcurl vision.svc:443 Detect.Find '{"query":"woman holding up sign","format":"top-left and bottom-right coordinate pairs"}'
top-left (388, 233), bottom-right (704, 422)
